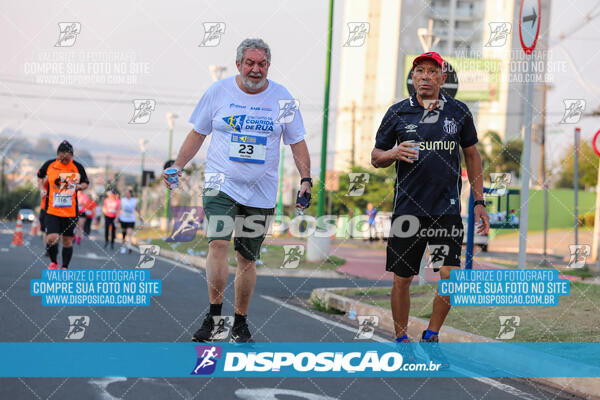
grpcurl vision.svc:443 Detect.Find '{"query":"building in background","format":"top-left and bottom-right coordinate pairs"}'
top-left (332, 0), bottom-right (551, 185)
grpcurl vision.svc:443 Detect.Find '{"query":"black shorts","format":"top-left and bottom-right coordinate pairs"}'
top-left (39, 209), bottom-right (47, 231)
top-left (120, 221), bottom-right (135, 230)
top-left (386, 214), bottom-right (464, 277)
top-left (45, 213), bottom-right (78, 237)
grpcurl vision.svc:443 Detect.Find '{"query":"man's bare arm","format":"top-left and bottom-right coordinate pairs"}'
top-left (173, 130), bottom-right (207, 170)
top-left (371, 142), bottom-right (418, 168)
top-left (289, 140), bottom-right (310, 179)
top-left (462, 144), bottom-right (484, 201)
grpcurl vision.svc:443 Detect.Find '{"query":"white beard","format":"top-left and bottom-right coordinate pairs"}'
top-left (241, 74), bottom-right (267, 91)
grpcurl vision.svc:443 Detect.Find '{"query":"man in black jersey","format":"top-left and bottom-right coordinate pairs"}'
top-left (371, 52), bottom-right (490, 361)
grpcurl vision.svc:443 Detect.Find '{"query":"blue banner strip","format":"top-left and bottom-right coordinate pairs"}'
top-left (0, 343), bottom-right (599, 378)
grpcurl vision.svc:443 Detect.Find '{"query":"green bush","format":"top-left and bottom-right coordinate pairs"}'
top-left (0, 183), bottom-right (41, 219)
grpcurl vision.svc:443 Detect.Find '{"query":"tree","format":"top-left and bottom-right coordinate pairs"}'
top-left (555, 141), bottom-right (598, 189)
top-left (473, 131), bottom-right (523, 183)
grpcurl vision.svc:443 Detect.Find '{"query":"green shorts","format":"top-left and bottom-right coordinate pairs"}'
top-left (202, 190), bottom-right (274, 261)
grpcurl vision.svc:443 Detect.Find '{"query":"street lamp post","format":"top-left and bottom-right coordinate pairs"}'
top-left (164, 113), bottom-right (178, 231)
top-left (139, 138), bottom-right (148, 221)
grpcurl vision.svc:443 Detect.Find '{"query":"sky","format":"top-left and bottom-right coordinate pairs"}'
top-left (0, 0), bottom-right (599, 178)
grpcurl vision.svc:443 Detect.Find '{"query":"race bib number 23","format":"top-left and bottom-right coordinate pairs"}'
top-left (229, 134), bottom-right (267, 164)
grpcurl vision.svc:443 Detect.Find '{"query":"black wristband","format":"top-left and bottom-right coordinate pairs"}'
top-left (300, 177), bottom-right (313, 187)
top-left (474, 200), bottom-right (486, 208)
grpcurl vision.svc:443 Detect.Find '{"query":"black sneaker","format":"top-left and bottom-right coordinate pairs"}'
top-left (192, 313), bottom-right (215, 342)
top-left (230, 320), bottom-right (253, 343)
top-left (419, 331), bottom-right (450, 369)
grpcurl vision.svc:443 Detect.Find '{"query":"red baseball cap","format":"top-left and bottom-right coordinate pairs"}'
top-left (412, 52), bottom-right (445, 70)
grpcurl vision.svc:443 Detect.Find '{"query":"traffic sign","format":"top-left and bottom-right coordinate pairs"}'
top-left (519, 0), bottom-right (540, 54)
top-left (406, 61), bottom-right (459, 98)
top-left (593, 130), bottom-right (600, 157)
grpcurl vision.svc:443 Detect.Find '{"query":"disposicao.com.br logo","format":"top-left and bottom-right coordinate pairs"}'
top-left (191, 347), bottom-right (440, 376)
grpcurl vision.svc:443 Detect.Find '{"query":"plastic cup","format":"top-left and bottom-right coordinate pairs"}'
top-left (164, 167), bottom-right (179, 189)
top-left (406, 140), bottom-right (420, 161)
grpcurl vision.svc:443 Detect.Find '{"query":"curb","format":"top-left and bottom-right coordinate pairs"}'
top-left (155, 246), bottom-right (346, 279)
top-left (310, 287), bottom-right (600, 399)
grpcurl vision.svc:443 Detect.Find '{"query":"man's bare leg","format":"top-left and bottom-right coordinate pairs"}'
top-left (206, 239), bottom-right (230, 304)
top-left (391, 274), bottom-right (414, 338)
top-left (427, 265), bottom-right (459, 332)
top-left (234, 251), bottom-right (256, 315)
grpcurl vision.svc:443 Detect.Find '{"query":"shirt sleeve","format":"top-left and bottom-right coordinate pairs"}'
top-left (459, 108), bottom-right (478, 148)
top-left (74, 161), bottom-right (89, 184)
top-left (37, 159), bottom-right (53, 178)
top-left (374, 107), bottom-right (400, 151)
top-left (281, 95), bottom-right (306, 145)
top-left (189, 84), bottom-right (216, 135)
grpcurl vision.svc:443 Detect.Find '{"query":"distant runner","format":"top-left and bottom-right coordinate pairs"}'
top-left (102, 189), bottom-right (121, 250)
top-left (37, 141), bottom-right (89, 269)
top-left (118, 189), bottom-right (138, 254)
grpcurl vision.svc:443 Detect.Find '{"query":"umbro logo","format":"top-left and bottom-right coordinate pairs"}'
top-left (405, 124), bottom-right (418, 132)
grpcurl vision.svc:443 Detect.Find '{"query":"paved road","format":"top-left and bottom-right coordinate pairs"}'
top-left (0, 228), bottom-right (583, 400)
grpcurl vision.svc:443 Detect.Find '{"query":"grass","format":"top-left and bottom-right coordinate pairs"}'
top-left (332, 281), bottom-right (600, 342)
top-left (148, 236), bottom-right (345, 270)
top-left (311, 296), bottom-right (345, 315)
top-left (559, 266), bottom-right (596, 279)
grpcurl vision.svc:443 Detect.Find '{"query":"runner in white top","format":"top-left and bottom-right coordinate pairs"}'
top-left (164, 38), bottom-right (312, 343)
top-left (188, 75), bottom-right (306, 208)
top-left (118, 189), bottom-right (138, 254)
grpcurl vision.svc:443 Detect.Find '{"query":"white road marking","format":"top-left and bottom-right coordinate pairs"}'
top-left (73, 252), bottom-right (110, 260)
top-left (261, 295), bottom-right (541, 400)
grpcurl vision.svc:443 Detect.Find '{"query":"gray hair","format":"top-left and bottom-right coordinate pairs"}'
top-left (236, 38), bottom-right (271, 64)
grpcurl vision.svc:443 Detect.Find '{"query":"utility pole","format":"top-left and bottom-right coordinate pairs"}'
top-left (164, 113), bottom-right (178, 231)
top-left (574, 127), bottom-right (580, 247)
top-left (540, 84), bottom-right (548, 263)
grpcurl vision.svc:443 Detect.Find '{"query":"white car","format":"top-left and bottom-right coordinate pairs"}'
top-left (18, 209), bottom-right (35, 223)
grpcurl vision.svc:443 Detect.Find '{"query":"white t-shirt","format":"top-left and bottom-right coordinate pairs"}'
top-left (119, 197), bottom-right (137, 223)
top-left (189, 76), bottom-right (306, 208)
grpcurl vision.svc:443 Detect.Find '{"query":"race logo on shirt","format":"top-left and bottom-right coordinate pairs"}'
top-left (443, 118), bottom-right (458, 135)
top-left (244, 116), bottom-right (274, 132)
top-left (57, 173), bottom-right (80, 193)
top-left (223, 115), bottom-right (246, 132)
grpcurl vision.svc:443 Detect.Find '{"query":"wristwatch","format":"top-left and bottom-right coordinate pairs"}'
top-left (300, 177), bottom-right (313, 187)
top-left (474, 200), bottom-right (486, 208)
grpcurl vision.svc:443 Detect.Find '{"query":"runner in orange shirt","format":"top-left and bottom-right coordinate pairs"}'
top-left (83, 196), bottom-right (97, 237)
top-left (37, 141), bottom-right (89, 269)
top-left (75, 190), bottom-right (90, 245)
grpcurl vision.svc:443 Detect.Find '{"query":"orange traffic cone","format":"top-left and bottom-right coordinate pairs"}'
top-left (30, 219), bottom-right (39, 236)
top-left (12, 220), bottom-right (24, 246)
